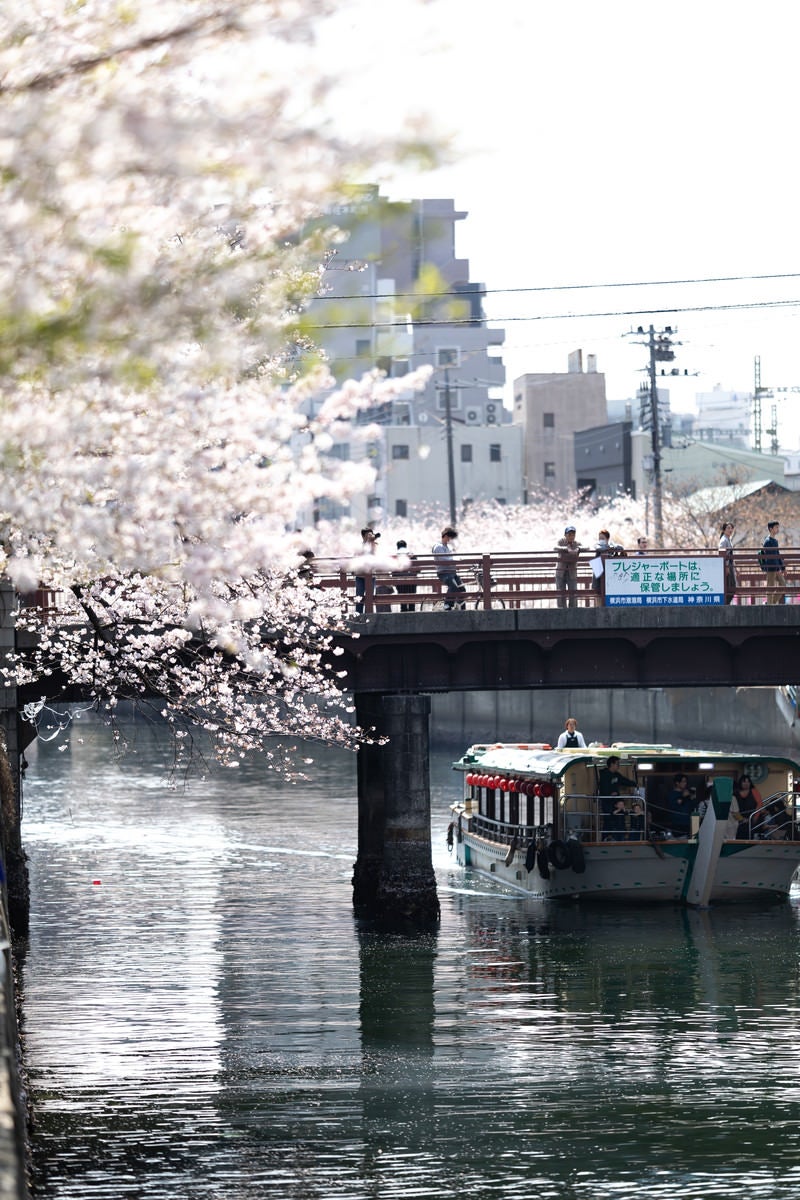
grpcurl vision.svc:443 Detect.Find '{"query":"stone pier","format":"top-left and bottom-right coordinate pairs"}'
top-left (352, 693), bottom-right (439, 925)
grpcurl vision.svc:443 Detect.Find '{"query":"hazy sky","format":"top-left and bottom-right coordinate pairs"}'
top-left (325, 0), bottom-right (800, 441)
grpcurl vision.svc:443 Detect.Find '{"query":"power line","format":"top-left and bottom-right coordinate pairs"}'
top-left (314, 269), bottom-right (800, 303)
top-left (304, 297), bottom-right (800, 329)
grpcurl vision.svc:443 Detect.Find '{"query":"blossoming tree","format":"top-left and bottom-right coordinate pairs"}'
top-left (0, 0), bottom-right (434, 773)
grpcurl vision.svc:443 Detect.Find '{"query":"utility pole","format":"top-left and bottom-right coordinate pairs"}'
top-left (628, 324), bottom-right (678, 549)
top-left (443, 367), bottom-right (457, 526)
top-left (753, 355), bottom-right (766, 453)
top-left (752, 357), bottom-right (800, 454)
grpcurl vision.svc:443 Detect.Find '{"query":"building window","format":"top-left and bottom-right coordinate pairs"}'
top-left (329, 443), bottom-right (350, 461)
top-left (435, 386), bottom-right (461, 412)
top-left (395, 499), bottom-right (407, 518)
top-left (544, 461), bottom-right (556, 479)
top-left (392, 444), bottom-right (410, 460)
top-left (490, 444), bottom-right (501, 463)
top-left (543, 412), bottom-right (555, 428)
top-left (355, 338), bottom-right (371, 358)
top-left (436, 347), bottom-right (460, 367)
top-left (461, 444), bottom-right (473, 463)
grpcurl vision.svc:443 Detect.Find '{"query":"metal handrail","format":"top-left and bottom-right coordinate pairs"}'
top-left (312, 547), bottom-right (800, 614)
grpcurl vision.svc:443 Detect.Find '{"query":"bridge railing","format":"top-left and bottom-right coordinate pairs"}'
top-left (16, 547), bottom-right (800, 619)
top-left (310, 547), bottom-right (800, 614)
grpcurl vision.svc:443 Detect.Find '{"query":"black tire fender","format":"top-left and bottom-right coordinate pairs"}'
top-left (537, 845), bottom-right (551, 880)
top-left (567, 836), bottom-right (586, 874)
top-left (547, 839), bottom-right (572, 870)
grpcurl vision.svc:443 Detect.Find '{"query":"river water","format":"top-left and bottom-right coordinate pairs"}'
top-left (17, 714), bottom-right (800, 1200)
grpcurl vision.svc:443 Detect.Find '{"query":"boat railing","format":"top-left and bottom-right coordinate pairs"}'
top-left (567, 792), bottom-right (650, 843)
top-left (734, 791), bottom-right (799, 841)
top-left (471, 815), bottom-right (548, 845)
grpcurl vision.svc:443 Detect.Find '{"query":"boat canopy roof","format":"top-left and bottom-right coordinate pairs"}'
top-left (453, 742), bottom-right (800, 780)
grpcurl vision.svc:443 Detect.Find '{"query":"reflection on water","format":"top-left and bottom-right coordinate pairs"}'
top-left (18, 717), bottom-right (800, 1199)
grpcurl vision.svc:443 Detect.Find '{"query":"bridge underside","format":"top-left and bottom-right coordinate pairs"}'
top-left (332, 608), bottom-right (800, 692)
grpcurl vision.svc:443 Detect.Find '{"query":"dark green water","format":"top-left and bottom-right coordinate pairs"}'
top-left (18, 717), bottom-right (800, 1199)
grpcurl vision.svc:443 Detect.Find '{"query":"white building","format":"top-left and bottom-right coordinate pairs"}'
top-left (300, 187), bottom-right (509, 526)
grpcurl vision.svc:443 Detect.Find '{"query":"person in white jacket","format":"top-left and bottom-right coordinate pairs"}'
top-left (556, 717), bottom-right (587, 749)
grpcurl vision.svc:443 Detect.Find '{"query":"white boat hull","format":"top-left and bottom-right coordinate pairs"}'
top-left (456, 831), bottom-right (800, 904)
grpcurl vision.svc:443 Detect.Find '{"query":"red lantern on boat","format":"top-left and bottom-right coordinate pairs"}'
top-left (533, 783), bottom-right (541, 796)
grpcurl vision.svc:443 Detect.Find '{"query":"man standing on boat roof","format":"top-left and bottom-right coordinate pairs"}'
top-left (556, 717), bottom-right (586, 748)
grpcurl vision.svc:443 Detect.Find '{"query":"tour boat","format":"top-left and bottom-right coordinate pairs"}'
top-left (449, 742), bottom-right (800, 905)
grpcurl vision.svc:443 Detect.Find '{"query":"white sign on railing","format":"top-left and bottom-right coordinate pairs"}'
top-left (604, 555), bottom-right (725, 606)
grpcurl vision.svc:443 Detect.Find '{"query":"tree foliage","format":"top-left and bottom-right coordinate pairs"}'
top-left (0, 0), bottom-right (434, 774)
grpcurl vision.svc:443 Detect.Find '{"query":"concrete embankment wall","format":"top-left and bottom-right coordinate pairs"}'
top-left (431, 686), bottom-right (799, 759)
top-left (0, 918), bottom-right (28, 1199)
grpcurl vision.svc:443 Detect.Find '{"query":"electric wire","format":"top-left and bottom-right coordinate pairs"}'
top-left (305, 297), bottom-right (800, 330)
top-left (314, 268), bottom-right (800, 302)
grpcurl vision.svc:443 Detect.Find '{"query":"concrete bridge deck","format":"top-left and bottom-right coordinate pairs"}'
top-left (332, 605), bottom-right (800, 692)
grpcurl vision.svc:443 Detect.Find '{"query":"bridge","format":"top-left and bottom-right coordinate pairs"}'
top-left (320, 550), bottom-right (800, 925)
top-left (330, 606), bottom-right (800, 692)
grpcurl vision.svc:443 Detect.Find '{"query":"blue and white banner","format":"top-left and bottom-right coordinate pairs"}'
top-left (604, 556), bottom-right (725, 606)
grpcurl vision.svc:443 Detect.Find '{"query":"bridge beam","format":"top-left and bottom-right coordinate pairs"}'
top-left (352, 692), bottom-right (439, 926)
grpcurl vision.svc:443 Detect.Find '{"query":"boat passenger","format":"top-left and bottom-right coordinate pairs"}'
top-left (664, 773), bottom-right (694, 836)
top-left (733, 774), bottom-right (763, 839)
top-left (760, 792), bottom-right (791, 839)
top-left (606, 796), bottom-right (628, 840)
top-left (628, 799), bottom-right (646, 841)
top-left (596, 756), bottom-right (637, 839)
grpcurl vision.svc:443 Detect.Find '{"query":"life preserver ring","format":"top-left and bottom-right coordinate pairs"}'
top-left (547, 839), bottom-right (572, 870)
top-left (537, 845), bottom-right (551, 880)
top-left (567, 837), bottom-right (586, 874)
top-left (525, 839), bottom-right (537, 873)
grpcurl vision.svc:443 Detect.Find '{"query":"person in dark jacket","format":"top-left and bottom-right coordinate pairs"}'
top-left (733, 774), bottom-right (762, 839)
top-left (760, 520), bottom-right (786, 605)
top-left (596, 756), bottom-right (637, 839)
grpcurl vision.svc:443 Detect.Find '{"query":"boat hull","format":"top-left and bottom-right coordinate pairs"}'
top-left (457, 831), bottom-right (800, 904)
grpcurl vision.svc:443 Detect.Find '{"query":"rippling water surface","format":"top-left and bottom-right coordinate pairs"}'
top-left (18, 716), bottom-right (800, 1199)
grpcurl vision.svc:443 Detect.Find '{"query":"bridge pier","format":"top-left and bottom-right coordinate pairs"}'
top-left (352, 692), bottom-right (439, 926)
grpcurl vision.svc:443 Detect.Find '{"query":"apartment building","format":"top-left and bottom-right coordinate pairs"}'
top-left (513, 351), bottom-right (608, 497)
top-left (302, 187), bottom-right (514, 526)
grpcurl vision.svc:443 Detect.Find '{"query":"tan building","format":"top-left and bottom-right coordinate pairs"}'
top-left (513, 351), bottom-right (608, 497)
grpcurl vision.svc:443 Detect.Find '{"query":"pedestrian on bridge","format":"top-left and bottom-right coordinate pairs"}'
top-left (554, 525), bottom-right (582, 608)
top-left (354, 528), bottom-right (377, 614)
top-left (718, 521), bottom-right (737, 604)
top-left (591, 528), bottom-right (626, 605)
top-left (432, 527), bottom-right (467, 611)
top-left (760, 520), bottom-right (786, 605)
